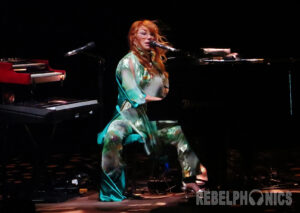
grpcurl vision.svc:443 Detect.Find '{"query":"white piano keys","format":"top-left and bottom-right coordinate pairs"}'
top-left (30, 72), bottom-right (66, 84)
top-left (46, 100), bottom-right (98, 111)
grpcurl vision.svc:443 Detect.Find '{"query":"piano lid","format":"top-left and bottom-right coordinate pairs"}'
top-left (0, 58), bottom-right (66, 85)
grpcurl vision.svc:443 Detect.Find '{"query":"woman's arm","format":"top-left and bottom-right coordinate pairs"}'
top-left (116, 56), bottom-right (147, 107)
top-left (120, 67), bottom-right (146, 105)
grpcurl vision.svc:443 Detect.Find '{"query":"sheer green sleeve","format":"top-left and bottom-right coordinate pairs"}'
top-left (116, 56), bottom-right (146, 107)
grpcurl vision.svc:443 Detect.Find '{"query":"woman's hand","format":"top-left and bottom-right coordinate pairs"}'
top-left (145, 95), bottom-right (162, 102)
top-left (163, 87), bottom-right (169, 97)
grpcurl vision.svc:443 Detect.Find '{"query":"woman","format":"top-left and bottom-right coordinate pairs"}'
top-left (97, 19), bottom-right (207, 201)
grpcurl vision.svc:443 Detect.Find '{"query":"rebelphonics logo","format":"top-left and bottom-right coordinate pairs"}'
top-left (196, 189), bottom-right (292, 206)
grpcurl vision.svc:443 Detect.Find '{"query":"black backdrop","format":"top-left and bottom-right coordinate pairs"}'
top-left (1, 2), bottom-right (300, 58)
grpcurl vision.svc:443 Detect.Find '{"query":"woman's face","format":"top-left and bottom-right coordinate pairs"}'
top-left (134, 25), bottom-right (154, 51)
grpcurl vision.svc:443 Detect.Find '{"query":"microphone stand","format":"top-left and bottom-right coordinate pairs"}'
top-left (80, 52), bottom-right (105, 129)
top-left (81, 52), bottom-right (105, 65)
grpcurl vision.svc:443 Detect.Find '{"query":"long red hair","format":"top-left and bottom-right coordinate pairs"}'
top-left (128, 20), bottom-right (170, 78)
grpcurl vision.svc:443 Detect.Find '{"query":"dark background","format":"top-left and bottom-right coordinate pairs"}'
top-left (1, 1), bottom-right (300, 188)
top-left (1, 2), bottom-right (299, 58)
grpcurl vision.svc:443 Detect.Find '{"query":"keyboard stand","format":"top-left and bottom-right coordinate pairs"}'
top-left (0, 122), bottom-right (58, 201)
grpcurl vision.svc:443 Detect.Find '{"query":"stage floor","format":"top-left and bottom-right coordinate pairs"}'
top-left (35, 190), bottom-right (187, 213)
top-left (34, 189), bottom-right (300, 213)
top-left (1, 142), bottom-right (300, 212)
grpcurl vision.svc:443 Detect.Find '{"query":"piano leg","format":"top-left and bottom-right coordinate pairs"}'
top-left (0, 124), bottom-right (9, 201)
top-left (23, 124), bottom-right (58, 195)
top-left (288, 70), bottom-right (294, 117)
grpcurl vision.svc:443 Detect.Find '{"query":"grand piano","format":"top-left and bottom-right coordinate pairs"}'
top-left (147, 50), bottom-right (297, 188)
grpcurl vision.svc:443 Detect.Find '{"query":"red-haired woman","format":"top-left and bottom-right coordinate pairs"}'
top-left (97, 19), bottom-right (207, 201)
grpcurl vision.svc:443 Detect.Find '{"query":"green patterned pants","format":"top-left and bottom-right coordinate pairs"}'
top-left (101, 119), bottom-right (200, 181)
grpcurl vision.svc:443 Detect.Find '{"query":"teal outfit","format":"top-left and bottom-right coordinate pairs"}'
top-left (97, 51), bottom-right (201, 201)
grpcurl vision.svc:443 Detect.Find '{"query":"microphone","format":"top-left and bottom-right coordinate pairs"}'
top-left (64, 42), bottom-right (96, 57)
top-left (150, 41), bottom-right (179, 52)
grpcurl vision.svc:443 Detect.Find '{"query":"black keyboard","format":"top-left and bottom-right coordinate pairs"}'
top-left (0, 98), bottom-right (101, 124)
